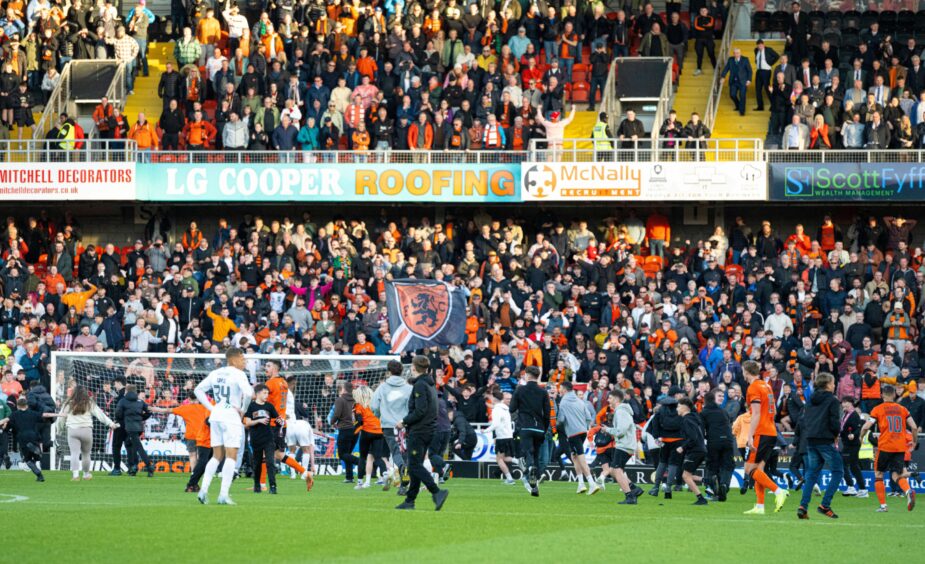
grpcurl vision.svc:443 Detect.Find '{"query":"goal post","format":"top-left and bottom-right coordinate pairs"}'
top-left (50, 352), bottom-right (398, 472)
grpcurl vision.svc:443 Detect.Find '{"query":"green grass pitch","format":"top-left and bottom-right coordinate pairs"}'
top-left (0, 472), bottom-right (920, 563)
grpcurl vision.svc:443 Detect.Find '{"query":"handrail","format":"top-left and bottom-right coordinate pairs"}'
top-left (33, 62), bottom-right (72, 143)
top-left (651, 57), bottom-right (675, 147)
top-left (704, 2), bottom-right (741, 129)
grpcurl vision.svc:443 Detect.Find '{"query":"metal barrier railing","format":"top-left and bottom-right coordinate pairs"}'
top-left (704, 2), bottom-right (741, 130)
top-left (0, 139), bottom-right (138, 163)
top-left (766, 150), bottom-right (925, 163)
top-left (145, 150), bottom-right (528, 164)
top-left (528, 138), bottom-right (765, 162)
top-left (33, 62), bottom-right (72, 141)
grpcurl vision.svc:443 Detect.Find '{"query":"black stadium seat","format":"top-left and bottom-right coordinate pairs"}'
top-left (808, 32), bottom-right (823, 50)
top-left (823, 32), bottom-right (841, 48)
top-left (879, 10), bottom-right (897, 34)
top-left (898, 11), bottom-right (915, 33)
top-left (841, 32), bottom-right (860, 50)
top-left (914, 10), bottom-right (925, 33)
top-left (825, 11), bottom-right (842, 31)
top-left (842, 11), bottom-right (861, 31)
top-left (808, 11), bottom-right (825, 34)
top-left (860, 10), bottom-right (879, 30)
top-left (770, 10), bottom-right (789, 33)
top-left (752, 11), bottom-right (771, 33)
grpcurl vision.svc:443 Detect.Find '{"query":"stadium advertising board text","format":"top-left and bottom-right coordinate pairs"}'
top-left (138, 162), bottom-right (521, 202)
top-left (0, 163), bottom-right (136, 200)
top-left (770, 163), bottom-right (925, 200)
top-left (521, 161), bottom-right (765, 201)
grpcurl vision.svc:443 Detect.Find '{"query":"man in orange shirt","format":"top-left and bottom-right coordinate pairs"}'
top-left (151, 392), bottom-right (208, 485)
top-left (195, 7), bottom-right (221, 65)
top-left (742, 360), bottom-right (789, 515)
top-left (128, 112), bottom-right (159, 161)
top-left (646, 212), bottom-right (670, 259)
top-left (861, 385), bottom-right (918, 512)
top-left (264, 361), bottom-right (312, 490)
top-left (182, 110), bottom-right (217, 151)
top-left (352, 332), bottom-right (376, 354)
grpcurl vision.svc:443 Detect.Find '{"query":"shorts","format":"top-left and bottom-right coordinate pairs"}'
top-left (210, 417), bottom-right (244, 448)
top-left (567, 434), bottom-right (586, 456)
top-left (611, 449), bottom-right (633, 470)
top-left (184, 439), bottom-right (197, 452)
top-left (875, 450), bottom-right (905, 475)
top-left (745, 435), bottom-right (776, 465)
top-left (274, 426), bottom-right (287, 451)
top-left (599, 447), bottom-right (615, 465)
top-left (286, 420), bottom-right (314, 447)
top-left (659, 442), bottom-right (684, 465)
top-left (683, 452), bottom-right (705, 474)
top-left (495, 438), bottom-right (515, 457)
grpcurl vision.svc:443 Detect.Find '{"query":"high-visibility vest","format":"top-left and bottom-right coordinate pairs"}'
top-left (592, 121), bottom-right (612, 150)
top-left (859, 431), bottom-right (874, 460)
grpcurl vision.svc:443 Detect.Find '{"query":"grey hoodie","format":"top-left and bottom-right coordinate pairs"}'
top-left (557, 391), bottom-right (595, 437)
top-left (371, 375), bottom-right (412, 428)
top-left (603, 402), bottom-right (637, 454)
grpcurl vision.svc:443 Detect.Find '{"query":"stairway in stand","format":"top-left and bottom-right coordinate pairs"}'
top-left (671, 39), bottom-right (715, 122)
top-left (710, 39), bottom-right (783, 142)
top-left (122, 41), bottom-right (176, 124)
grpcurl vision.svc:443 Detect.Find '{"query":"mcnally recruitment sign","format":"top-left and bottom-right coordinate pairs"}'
top-left (136, 162), bottom-right (521, 203)
top-left (770, 163), bottom-right (925, 200)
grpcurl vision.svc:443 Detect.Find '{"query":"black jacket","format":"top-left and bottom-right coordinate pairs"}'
top-left (700, 402), bottom-right (734, 446)
top-left (649, 397), bottom-right (682, 440)
top-left (678, 413), bottom-right (707, 454)
top-left (509, 380), bottom-right (550, 432)
top-left (114, 391), bottom-right (151, 434)
top-left (451, 413), bottom-right (478, 450)
top-left (26, 386), bottom-right (56, 414)
top-left (799, 390), bottom-right (841, 445)
top-left (403, 374), bottom-right (437, 435)
top-left (839, 410), bottom-right (863, 450)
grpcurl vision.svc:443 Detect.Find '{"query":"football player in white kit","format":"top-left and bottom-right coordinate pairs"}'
top-left (194, 348), bottom-right (254, 505)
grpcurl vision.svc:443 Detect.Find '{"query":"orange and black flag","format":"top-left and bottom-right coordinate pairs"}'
top-left (386, 279), bottom-right (467, 353)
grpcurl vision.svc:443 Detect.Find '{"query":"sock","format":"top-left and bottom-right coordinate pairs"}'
top-left (898, 477), bottom-right (911, 493)
top-left (875, 479), bottom-right (887, 505)
top-left (586, 474), bottom-right (595, 485)
top-left (751, 469), bottom-right (779, 493)
top-left (283, 455), bottom-right (306, 475)
top-left (219, 457), bottom-right (236, 497)
top-left (504, 472), bottom-right (512, 480)
top-left (73, 471), bottom-right (80, 479)
top-left (756, 483), bottom-right (766, 505)
top-left (26, 461), bottom-right (42, 477)
top-left (200, 457), bottom-right (220, 495)
top-left (578, 474), bottom-right (585, 487)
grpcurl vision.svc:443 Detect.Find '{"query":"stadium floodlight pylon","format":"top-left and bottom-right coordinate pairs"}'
top-left (50, 352), bottom-right (398, 471)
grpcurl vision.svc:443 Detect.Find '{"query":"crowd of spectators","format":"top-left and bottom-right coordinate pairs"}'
top-left (0, 0), bottom-right (732, 152)
top-left (759, 2), bottom-right (925, 149)
top-left (2, 208), bottom-right (925, 444)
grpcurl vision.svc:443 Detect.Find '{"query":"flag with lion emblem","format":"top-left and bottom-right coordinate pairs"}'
top-left (385, 279), bottom-right (467, 353)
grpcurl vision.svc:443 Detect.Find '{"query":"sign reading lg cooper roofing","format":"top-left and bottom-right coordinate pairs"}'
top-left (520, 162), bottom-right (765, 201)
top-left (770, 163), bottom-right (925, 200)
top-left (0, 163), bottom-right (136, 200)
top-left (141, 163), bottom-right (520, 202)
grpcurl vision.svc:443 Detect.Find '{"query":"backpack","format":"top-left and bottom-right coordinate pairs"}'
top-left (593, 428), bottom-right (613, 448)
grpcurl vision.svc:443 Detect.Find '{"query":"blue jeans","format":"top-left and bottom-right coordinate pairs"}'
top-left (800, 443), bottom-right (844, 509)
top-left (612, 44), bottom-right (628, 59)
top-left (135, 38), bottom-right (148, 76)
top-left (543, 40), bottom-right (557, 64)
top-left (124, 59), bottom-right (136, 92)
top-left (650, 238), bottom-right (665, 258)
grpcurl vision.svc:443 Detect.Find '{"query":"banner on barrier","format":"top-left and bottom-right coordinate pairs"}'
top-left (0, 163), bottom-right (136, 200)
top-left (520, 161), bottom-right (765, 201)
top-left (770, 163), bottom-right (925, 200)
top-left (137, 162), bottom-right (520, 202)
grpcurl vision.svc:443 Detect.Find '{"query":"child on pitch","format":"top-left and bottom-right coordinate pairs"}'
top-left (244, 384), bottom-right (280, 493)
top-left (676, 398), bottom-right (708, 505)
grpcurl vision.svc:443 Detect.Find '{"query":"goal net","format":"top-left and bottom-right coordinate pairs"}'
top-left (50, 352), bottom-right (397, 472)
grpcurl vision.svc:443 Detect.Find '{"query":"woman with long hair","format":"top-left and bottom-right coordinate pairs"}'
top-left (58, 383), bottom-right (119, 481)
top-left (352, 385), bottom-right (386, 490)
